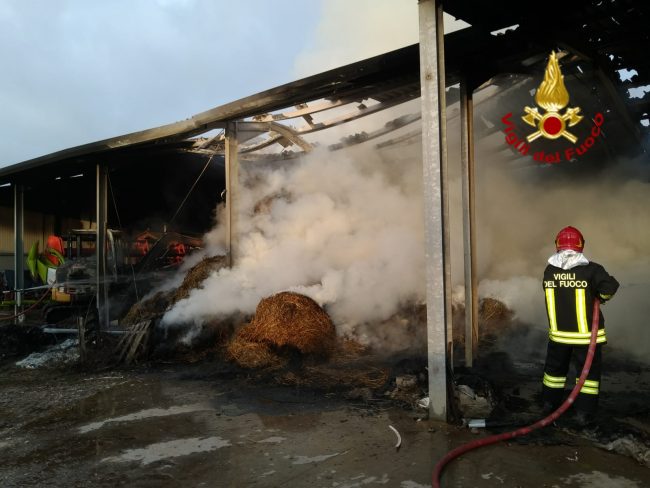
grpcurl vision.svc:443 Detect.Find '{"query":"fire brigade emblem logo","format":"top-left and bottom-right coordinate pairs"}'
top-left (522, 51), bottom-right (583, 143)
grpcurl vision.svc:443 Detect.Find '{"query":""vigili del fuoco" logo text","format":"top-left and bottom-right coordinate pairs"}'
top-left (501, 51), bottom-right (604, 164)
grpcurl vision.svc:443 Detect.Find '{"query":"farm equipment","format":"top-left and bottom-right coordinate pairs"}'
top-left (29, 229), bottom-right (201, 325)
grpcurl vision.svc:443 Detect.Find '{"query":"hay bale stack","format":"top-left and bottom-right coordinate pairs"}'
top-left (242, 291), bottom-right (336, 356)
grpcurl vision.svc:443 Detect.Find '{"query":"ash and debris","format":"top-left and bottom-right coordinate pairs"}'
top-left (15, 339), bottom-right (79, 369)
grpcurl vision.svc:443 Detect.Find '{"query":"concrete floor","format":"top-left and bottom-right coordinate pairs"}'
top-left (0, 360), bottom-right (649, 488)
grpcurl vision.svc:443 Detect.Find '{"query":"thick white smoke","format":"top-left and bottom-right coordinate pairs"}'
top-left (160, 77), bottom-right (650, 362)
top-left (162, 145), bottom-right (426, 345)
top-left (465, 150), bottom-right (650, 361)
top-left (160, 124), bottom-right (650, 361)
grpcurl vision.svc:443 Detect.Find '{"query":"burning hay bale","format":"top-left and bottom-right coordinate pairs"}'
top-left (226, 291), bottom-right (337, 372)
top-left (237, 291), bottom-right (336, 356)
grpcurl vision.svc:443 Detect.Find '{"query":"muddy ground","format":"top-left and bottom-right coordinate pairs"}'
top-left (0, 332), bottom-right (649, 488)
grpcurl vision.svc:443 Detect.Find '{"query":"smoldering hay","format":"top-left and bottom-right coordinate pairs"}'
top-left (161, 146), bottom-right (428, 351)
top-left (159, 122), bottom-right (650, 360)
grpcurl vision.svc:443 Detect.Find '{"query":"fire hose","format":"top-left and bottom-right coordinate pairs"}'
top-left (432, 298), bottom-right (601, 488)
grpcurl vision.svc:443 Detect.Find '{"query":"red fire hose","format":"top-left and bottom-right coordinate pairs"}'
top-left (432, 299), bottom-right (601, 487)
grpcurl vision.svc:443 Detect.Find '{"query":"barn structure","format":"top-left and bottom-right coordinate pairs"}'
top-left (0, 0), bottom-right (648, 421)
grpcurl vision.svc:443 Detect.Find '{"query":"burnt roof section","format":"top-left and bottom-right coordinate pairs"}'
top-left (1, 0), bottom-right (648, 184)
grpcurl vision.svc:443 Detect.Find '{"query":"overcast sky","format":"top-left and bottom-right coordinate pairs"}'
top-left (0, 0), bottom-right (433, 168)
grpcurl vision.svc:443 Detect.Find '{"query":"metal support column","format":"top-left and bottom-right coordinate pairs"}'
top-left (461, 79), bottom-right (478, 367)
top-left (13, 184), bottom-right (24, 324)
top-left (419, 0), bottom-right (450, 421)
top-left (225, 122), bottom-right (240, 267)
top-left (96, 164), bottom-right (109, 330)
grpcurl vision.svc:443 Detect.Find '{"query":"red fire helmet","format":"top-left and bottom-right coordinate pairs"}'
top-left (555, 226), bottom-right (585, 252)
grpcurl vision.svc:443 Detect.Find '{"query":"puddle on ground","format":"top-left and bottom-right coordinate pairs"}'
top-left (561, 470), bottom-right (642, 487)
top-left (286, 452), bottom-right (342, 465)
top-left (1, 362), bottom-right (649, 487)
top-left (256, 436), bottom-right (287, 444)
top-left (400, 482), bottom-right (429, 488)
top-left (333, 474), bottom-right (391, 487)
top-left (78, 403), bottom-right (214, 433)
top-left (101, 436), bottom-right (232, 465)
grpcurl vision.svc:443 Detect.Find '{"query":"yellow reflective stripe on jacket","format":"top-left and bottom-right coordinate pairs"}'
top-left (575, 289), bottom-right (589, 334)
top-left (579, 386), bottom-right (599, 395)
top-left (549, 328), bottom-right (607, 345)
top-left (575, 380), bottom-right (599, 395)
top-left (545, 288), bottom-right (558, 332)
top-left (551, 329), bottom-right (606, 338)
top-left (543, 373), bottom-right (566, 389)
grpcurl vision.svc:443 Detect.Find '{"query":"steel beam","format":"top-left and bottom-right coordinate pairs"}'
top-left (96, 164), bottom-right (109, 330)
top-left (251, 99), bottom-right (350, 122)
top-left (419, 0), bottom-right (450, 421)
top-left (224, 123), bottom-right (240, 267)
top-left (461, 79), bottom-right (479, 367)
top-left (237, 122), bottom-right (313, 153)
top-left (13, 184), bottom-right (24, 324)
top-left (240, 95), bottom-right (417, 154)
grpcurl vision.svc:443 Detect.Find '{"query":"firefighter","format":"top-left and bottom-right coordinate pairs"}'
top-left (541, 226), bottom-right (619, 426)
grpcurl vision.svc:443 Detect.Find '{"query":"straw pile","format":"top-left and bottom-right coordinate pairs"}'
top-left (226, 291), bottom-right (337, 369)
top-left (279, 365), bottom-right (389, 389)
top-left (479, 297), bottom-right (513, 324)
top-left (122, 291), bottom-right (172, 326)
top-left (238, 291), bottom-right (336, 355)
top-left (171, 255), bottom-right (228, 304)
top-left (117, 254), bottom-right (229, 364)
top-left (451, 297), bottom-right (514, 346)
top-left (121, 254), bottom-right (228, 327)
top-left (226, 335), bottom-right (289, 370)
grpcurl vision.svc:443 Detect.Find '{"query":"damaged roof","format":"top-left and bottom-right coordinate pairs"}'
top-left (0, 0), bottom-right (647, 185)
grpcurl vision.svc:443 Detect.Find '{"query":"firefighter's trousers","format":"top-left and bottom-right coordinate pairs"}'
top-left (542, 341), bottom-right (602, 413)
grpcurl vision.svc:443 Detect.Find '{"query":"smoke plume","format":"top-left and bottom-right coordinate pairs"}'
top-left (161, 90), bottom-right (650, 361)
top-left (162, 144), bottom-right (427, 350)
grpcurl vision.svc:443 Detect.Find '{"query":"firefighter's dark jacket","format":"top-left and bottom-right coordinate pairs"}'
top-left (543, 262), bottom-right (619, 345)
